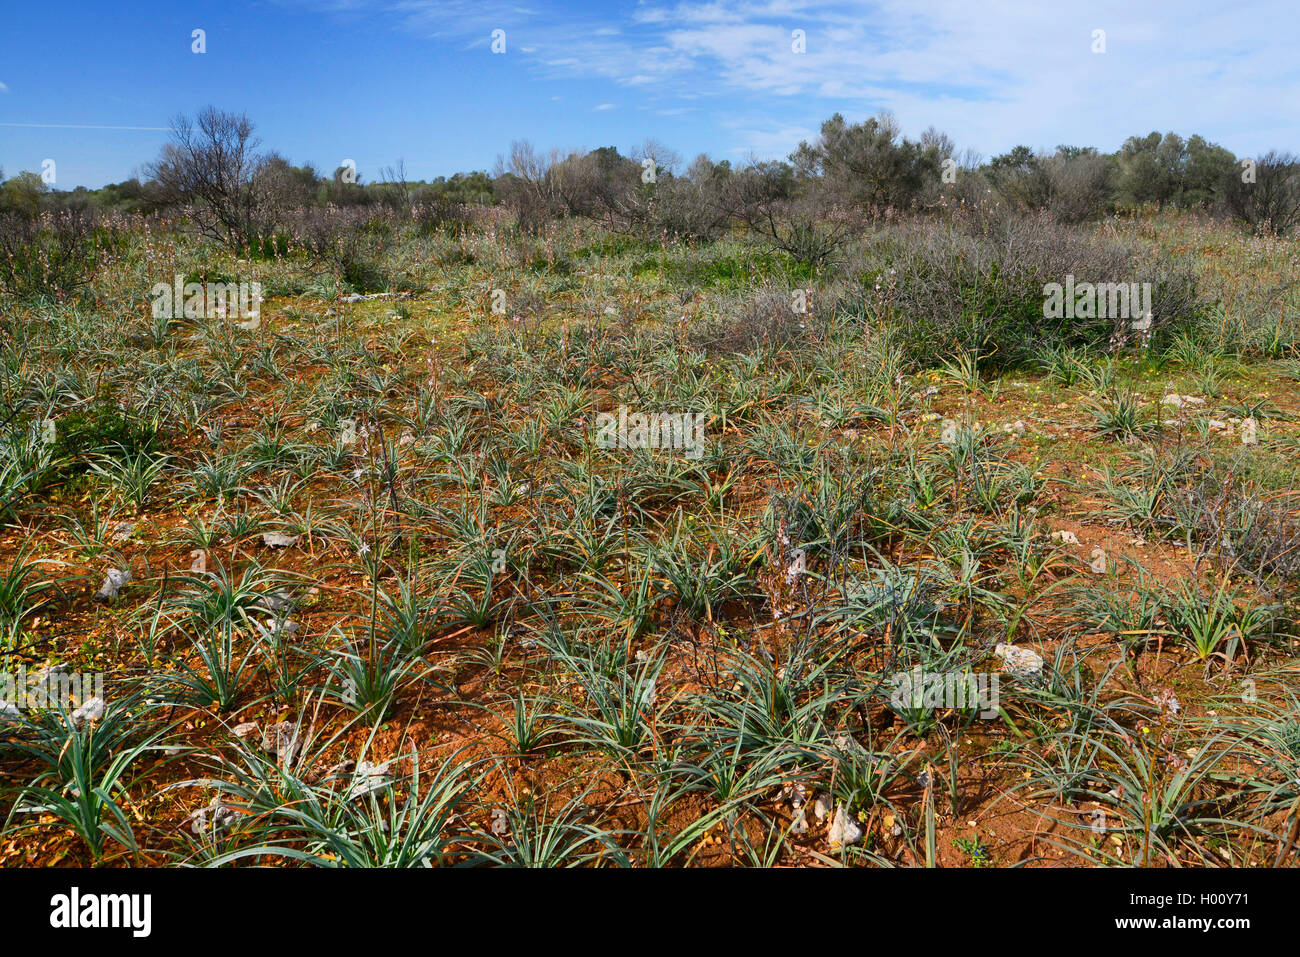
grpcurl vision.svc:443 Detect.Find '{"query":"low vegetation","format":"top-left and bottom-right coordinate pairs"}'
top-left (0, 108), bottom-right (1298, 867)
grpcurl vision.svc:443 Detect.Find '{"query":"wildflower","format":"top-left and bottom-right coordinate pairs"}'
top-left (1156, 688), bottom-right (1181, 716)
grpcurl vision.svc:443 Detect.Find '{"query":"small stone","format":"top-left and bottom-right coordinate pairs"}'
top-left (257, 590), bottom-right (293, 616)
top-left (111, 522), bottom-right (135, 542)
top-left (995, 642), bottom-right (1044, 678)
top-left (813, 794), bottom-right (833, 822)
top-left (1241, 417), bottom-right (1258, 446)
top-left (71, 697), bottom-right (105, 725)
top-left (1050, 530), bottom-right (1079, 546)
top-left (834, 732), bottom-right (863, 753)
top-left (95, 568), bottom-right (132, 600)
top-left (261, 532), bottom-right (300, 548)
top-left (345, 761), bottom-right (392, 800)
top-left (827, 804), bottom-right (864, 850)
top-left (262, 721), bottom-right (301, 763)
top-left (232, 721), bottom-right (259, 740)
top-left (322, 759), bottom-right (356, 782)
top-left (187, 797), bottom-right (239, 838)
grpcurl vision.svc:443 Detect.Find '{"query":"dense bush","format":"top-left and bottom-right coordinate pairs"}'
top-left (1219, 150), bottom-right (1300, 236)
top-left (412, 200), bottom-right (474, 238)
top-left (0, 209), bottom-right (105, 300)
top-left (986, 147), bottom-right (1115, 223)
top-left (286, 205), bottom-right (392, 292)
top-left (1115, 132), bottom-right (1237, 209)
top-left (791, 112), bottom-right (946, 212)
top-left (841, 212), bottom-right (1205, 364)
top-left (691, 284), bottom-right (811, 353)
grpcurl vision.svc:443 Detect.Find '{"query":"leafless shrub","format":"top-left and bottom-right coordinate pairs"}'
top-left (985, 147), bottom-right (1115, 223)
top-left (690, 284), bottom-right (810, 354)
top-left (412, 200), bottom-right (473, 237)
top-left (492, 140), bottom-right (568, 234)
top-left (1141, 448), bottom-right (1300, 593)
top-left (147, 107), bottom-right (275, 250)
top-left (1194, 477), bottom-right (1300, 593)
top-left (284, 205), bottom-right (390, 292)
top-left (0, 208), bottom-right (107, 300)
top-left (255, 154), bottom-right (321, 224)
top-left (742, 197), bottom-right (854, 270)
top-left (1042, 151), bottom-right (1116, 223)
top-left (834, 211), bottom-right (1203, 363)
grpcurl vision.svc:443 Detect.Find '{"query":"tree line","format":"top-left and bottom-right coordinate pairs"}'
top-left (2, 106), bottom-right (1298, 258)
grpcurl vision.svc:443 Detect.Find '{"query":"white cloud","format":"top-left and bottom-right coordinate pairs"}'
top-left (312, 0), bottom-right (1300, 156)
top-left (0, 81), bottom-right (8, 93)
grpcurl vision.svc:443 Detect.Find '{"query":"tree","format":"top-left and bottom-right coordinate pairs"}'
top-left (1040, 148), bottom-right (1114, 222)
top-left (986, 146), bottom-right (1053, 209)
top-left (1182, 135), bottom-right (1236, 206)
top-left (791, 112), bottom-right (944, 211)
top-left (0, 171), bottom-right (49, 218)
top-left (257, 155), bottom-right (322, 218)
top-left (1220, 150), bottom-right (1300, 235)
top-left (492, 139), bottom-right (564, 231)
top-left (1115, 131), bottom-right (1235, 208)
top-left (147, 107), bottom-right (270, 249)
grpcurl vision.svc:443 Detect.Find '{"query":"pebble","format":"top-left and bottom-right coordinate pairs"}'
top-left (71, 697), bottom-right (106, 725)
top-left (262, 721), bottom-right (301, 764)
top-left (994, 643), bottom-right (1044, 678)
top-left (187, 797), bottom-right (239, 838)
top-left (95, 568), bottom-right (132, 600)
top-left (828, 804), bottom-right (864, 849)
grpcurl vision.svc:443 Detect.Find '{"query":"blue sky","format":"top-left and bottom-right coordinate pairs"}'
top-left (1, 0), bottom-right (1297, 189)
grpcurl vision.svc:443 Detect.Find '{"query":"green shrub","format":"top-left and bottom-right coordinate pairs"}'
top-left (843, 213), bottom-right (1206, 366)
top-left (52, 399), bottom-right (162, 470)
